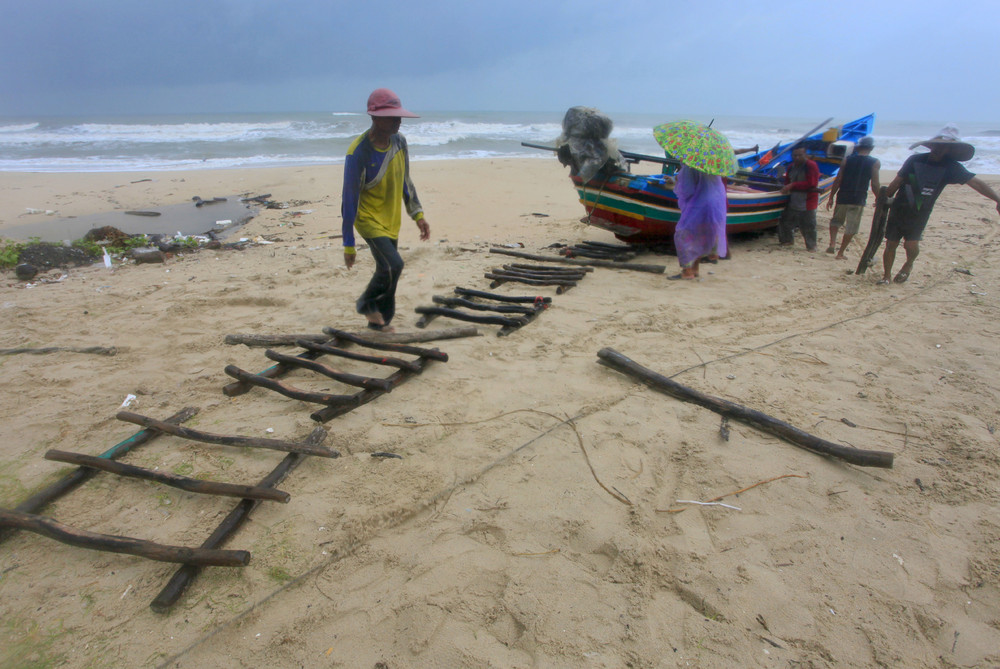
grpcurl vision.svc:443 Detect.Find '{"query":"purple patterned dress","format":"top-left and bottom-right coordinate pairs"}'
top-left (673, 166), bottom-right (728, 268)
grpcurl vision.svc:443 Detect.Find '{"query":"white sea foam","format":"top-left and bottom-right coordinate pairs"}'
top-left (0, 112), bottom-right (997, 174)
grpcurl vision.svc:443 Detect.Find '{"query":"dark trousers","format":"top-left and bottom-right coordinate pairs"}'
top-left (778, 208), bottom-right (817, 249)
top-left (356, 236), bottom-right (404, 326)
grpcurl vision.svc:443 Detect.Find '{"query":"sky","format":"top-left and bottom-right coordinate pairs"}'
top-left (2, 0), bottom-right (999, 123)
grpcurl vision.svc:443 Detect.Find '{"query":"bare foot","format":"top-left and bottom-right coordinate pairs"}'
top-left (835, 253), bottom-right (846, 260)
top-left (364, 312), bottom-right (386, 327)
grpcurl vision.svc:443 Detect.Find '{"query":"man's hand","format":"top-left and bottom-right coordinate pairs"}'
top-left (780, 185), bottom-right (791, 195)
top-left (826, 198), bottom-right (834, 210)
top-left (344, 251), bottom-right (356, 269)
top-left (416, 218), bottom-right (430, 241)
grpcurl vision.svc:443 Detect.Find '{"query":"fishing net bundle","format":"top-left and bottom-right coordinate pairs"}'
top-left (555, 107), bottom-right (624, 183)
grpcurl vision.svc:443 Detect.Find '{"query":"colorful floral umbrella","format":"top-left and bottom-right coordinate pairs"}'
top-left (653, 120), bottom-right (738, 176)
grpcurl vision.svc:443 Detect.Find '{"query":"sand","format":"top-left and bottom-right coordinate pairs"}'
top-left (1, 159), bottom-right (999, 668)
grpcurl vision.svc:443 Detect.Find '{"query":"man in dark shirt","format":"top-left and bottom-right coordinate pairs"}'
top-left (826, 136), bottom-right (880, 258)
top-left (778, 147), bottom-right (821, 251)
top-left (880, 126), bottom-right (1000, 284)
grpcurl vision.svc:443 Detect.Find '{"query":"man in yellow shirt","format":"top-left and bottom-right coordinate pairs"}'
top-left (342, 88), bottom-right (430, 331)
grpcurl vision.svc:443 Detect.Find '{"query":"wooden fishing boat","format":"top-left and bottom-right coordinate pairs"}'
top-left (545, 114), bottom-right (876, 244)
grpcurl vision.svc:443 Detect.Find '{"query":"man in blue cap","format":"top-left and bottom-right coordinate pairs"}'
top-left (826, 136), bottom-right (880, 259)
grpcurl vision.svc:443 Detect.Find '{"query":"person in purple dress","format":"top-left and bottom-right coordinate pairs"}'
top-left (668, 166), bottom-right (728, 280)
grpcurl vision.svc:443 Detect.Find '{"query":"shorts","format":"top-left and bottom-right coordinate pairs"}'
top-left (830, 203), bottom-right (865, 235)
top-left (885, 209), bottom-right (927, 242)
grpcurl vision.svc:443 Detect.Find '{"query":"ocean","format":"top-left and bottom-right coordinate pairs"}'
top-left (1, 111), bottom-right (999, 174)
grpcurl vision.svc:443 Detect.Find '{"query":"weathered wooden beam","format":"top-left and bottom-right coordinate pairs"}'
top-left (322, 327), bottom-right (450, 361)
top-left (596, 348), bottom-right (894, 468)
top-left (431, 295), bottom-right (538, 315)
top-left (0, 407), bottom-right (199, 546)
top-left (116, 411), bottom-right (338, 458)
top-left (507, 262), bottom-right (593, 273)
top-left (223, 365), bottom-right (362, 408)
top-left (150, 427), bottom-right (327, 612)
top-left (0, 509), bottom-right (250, 567)
top-left (224, 328), bottom-right (481, 347)
top-left (295, 339), bottom-right (421, 372)
top-left (263, 349), bottom-right (393, 392)
top-left (44, 450), bottom-right (290, 503)
top-left (414, 306), bottom-right (527, 328)
top-left (311, 358), bottom-right (431, 423)
top-left (222, 337), bottom-right (338, 396)
top-left (489, 247), bottom-right (666, 273)
top-left (0, 346), bottom-right (119, 356)
top-left (224, 333), bottom-right (331, 347)
top-left (454, 287), bottom-right (552, 304)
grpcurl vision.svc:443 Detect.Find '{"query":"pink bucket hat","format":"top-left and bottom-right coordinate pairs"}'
top-left (366, 88), bottom-right (419, 118)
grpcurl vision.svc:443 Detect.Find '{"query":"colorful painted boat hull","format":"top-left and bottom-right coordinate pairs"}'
top-left (571, 113), bottom-right (874, 243)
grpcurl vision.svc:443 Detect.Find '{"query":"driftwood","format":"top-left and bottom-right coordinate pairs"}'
top-left (44, 450), bottom-right (290, 503)
top-left (489, 247), bottom-right (666, 273)
top-left (131, 248), bottom-right (167, 264)
top-left (125, 210), bottom-right (161, 216)
top-left (485, 271), bottom-right (578, 286)
top-left (263, 349), bottom-right (394, 392)
top-left (296, 339), bottom-right (421, 372)
top-left (0, 407), bottom-right (199, 546)
top-left (223, 326), bottom-right (479, 348)
top-left (223, 365), bottom-right (361, 407)
top-left (492, 268), bottom-right (587, 281)
top-left (116, 411), bottom-right (338, 458)
top-left (0, 346), bottom-right (118, 356)
top-left (596, 348), bottom-right (894, 468)
top-left (454, 287), bottom-right (552, 304)
top-left (0, 509), bottom-right (250, 567)
top-left (507, 262), bottom-right (593, 274)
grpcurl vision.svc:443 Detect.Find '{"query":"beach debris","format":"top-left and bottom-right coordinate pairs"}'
top-left (131, 247), bottom-right (166, 264)
top-left (85, 225), bottom-right (132, 247)
top-left (561, 240), bottom-right (638, 261)
top-left (14, 263), bottom-right (38, 280)
top-left (23, 208), bottom-right (57, 215)
top-left (954, 267), bottom-right (973, 275)
top-left (658, 473), bottom-right (807, 513)
top-left (675, 500), bottom-right (741, 510)
top-left (371, 452), bottom-right (403, 459)
top-left (130, 178), bottom-right (152, 184)
top-left (103, 248), bottom-right (113, 269)
top-left (192, 196), bottom-right (227, 207)
top-left (125, 210), bottom-right (161, 217)
top-left (121, 393), bottom-right (137, 408)
top-left (719, 416), bottom-right (730, 441)
top-left (840, 418), bottom-right (858, 427)
top-left (597, 347), bottom-right (894, 468)
top-left (486, 263), bottom-right (587, 294)
top-left (240, 193), bottom-right (272, 204)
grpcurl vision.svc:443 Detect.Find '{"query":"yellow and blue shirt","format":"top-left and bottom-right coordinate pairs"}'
top-left (341, 131), bottom-right (424, 253)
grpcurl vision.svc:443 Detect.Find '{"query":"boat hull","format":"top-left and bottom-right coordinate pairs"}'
top-left (573, 173), bottom-right (834, 243)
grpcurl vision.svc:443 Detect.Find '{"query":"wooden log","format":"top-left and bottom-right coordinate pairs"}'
top-left (224, 333), bottom-right (334, 347)
top-left (223, 336), bottom-right (337, 396)
top-left (44, 450), bottom-right (290, 503)
top-left (596, 348), bottom-right (894, 468)
top-left (296, 339), bottom-right (421, 372)
top-left (263, 349), bottom-right (394, 392)
top-left (484, 272), bottom-right (578, 287)
top-left (0, 346), bottom-right (118, 356)
top-left (0, 407), bottom-right (199, 546)
top-left (223, 365), bottom-right (361, 408)
top-left (432, 295), bottom-right (538, 315)
top-left (454, 287), bottom-right (552, 304)
top-left (116, 411), bottom-right (338, 458)
top-left (0, 509), bottom-right (250, 567)
top-left (493, 267), bottom-right (587, 280)
top-left (150, 427), bottom-right (326, 612)
top-left (322, 327), bottom-right (450, 361)
top-left (414, 306), bottom-right (527, 328)
top-left (489, 247), bottom-right (666, 273)
top-left (508, 262), bottom-right (593, 273)
top-left (310, 359), bottom-right (430, 423)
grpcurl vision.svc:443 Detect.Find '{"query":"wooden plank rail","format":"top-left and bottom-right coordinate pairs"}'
top-left (596, 347), bottom-right (894, 468)
top-left (296, 339), bottom-right (422, 372)
top-left (224, 326), bottom-right (479, 348)
top-left (322, 327), bottom-right (450, 361)
top-left (431, 295), bottom-right (539, 315)
top-left (116, 411), bottom-right (340, 458)
top-left (489, 247), bottom-right (667, 273)
top-left (415, 306), bottom-right (528, 328)
top-left (150, 426), bottom-right (329, 612)
top-left (454, 287), bottom-right (553, 304)
top-left (44, 450), bottom-right (290, 503)
top-left (263, 349), bottom-right (395, 392)
top-left (311, 358), bottom-right (434, 423)
top-left (223, 365), bottom-right (362, 408)
top-left (0, 407), bottom-right (200, 546)
top-left (0, 509), bottom-right (250, 567)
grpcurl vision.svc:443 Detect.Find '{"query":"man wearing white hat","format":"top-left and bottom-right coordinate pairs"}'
top-left (342, 88), bottom-right (431, 331)
top-left (880, 125), bottom-right (1000, 284)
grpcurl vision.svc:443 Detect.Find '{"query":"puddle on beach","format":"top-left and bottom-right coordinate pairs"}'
top-left (3, 196), bottom-right (258, 243)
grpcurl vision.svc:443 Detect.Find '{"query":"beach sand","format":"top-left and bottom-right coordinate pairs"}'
top-left (1, 160), bottom-right (999, 668)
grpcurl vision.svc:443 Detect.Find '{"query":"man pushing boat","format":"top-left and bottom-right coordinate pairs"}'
top-left (879, 126), bottom-right (1000, 285)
